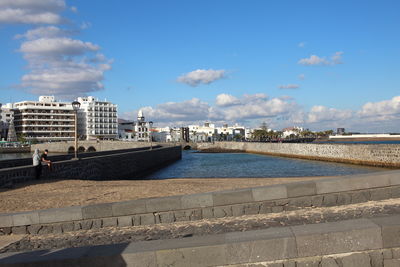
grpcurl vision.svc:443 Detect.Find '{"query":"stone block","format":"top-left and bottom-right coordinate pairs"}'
top-left (351, 190), bottom-right (370, 204)
top-left (82, 203), bottom-right (113, 219)
top-left (73, 221), bottom-right (82, 231)
top-left (320, 257), bottom-right (339, 267)
top-left (12, 211), bottom-right (39, 226)
top-left (231, 204), bottom-right (245, 216)
top-left (174, 210), bottom-right (191, 222)
top-left (336, 193), bottom-right (352, 205)
top-left (111, 199), bottom-right (146, 216)
top-left (190, 209), bottom-right (202, 221)
top-left (259, 201), bottom-right (273, 214)
top-left (225, 227), bottom-right (297, 264)
top-left (213, 206), bottom-right (232, 218)
top-left (27, 224), bottom-right (41, 235)
top-left (283, 260), bottom-right (296, 267)
top-left (121, 251), bottom-right (157, 267)
top-left (296, 257), bottom-right (322, 267)
top-left (272, 206), bottom-right (284, 213)
top-left (102, 217), bottom-right (118, 227)
top-left (0, 214), bottom-right (13, 228)
top-left (369, 250), bottom-right (383, 267)
top-left (252, 184), bottom-right (287, 201)
top-left (61, 222), bottom-right (74, 232)
top-left (212, 189), bottom-right (253, 206)
top-left (81, 220), bottom-right (93, 230)
top-left (133, 215), bottom-right (141, 226)
top-left (39, 206), bottom-right (83, 224)
top-left (311, 195), bottom-right (323, 207)
top-left (117, 216), bottom-right (132, 227)
top-left (322, 194), bottom-right (338, 207)
top-left (159, 212), bottom-right (175, 223)
top-left (145, 195), bottom-right (182, 212)
top-left (291, 218), bottom-right (383, 257)
top-left (371, 215), bottom-right (400, 248)
top-left (12, 226), bottom-right (27, 235)
top-left (181, 193), bottom-right (213, 209)
top-left (286, 181), bottom-right (316, 198)
top-left (370, 188), bottom-right (391, 201)
top-left (383, 248), bottom-right (393, 259)
top-left (338, 252), bottom-right (371, 267)
top-left (92, 219), bottom-right (102, 229)
top-left (392, 247), bottom-right (400, 258)
top-left (140, 213), bottom-right (155, 225)
top-left (38, 225), bottom-right (53, 234)
top-left (316, 173), bottom-right (391, 194)
top-left (390, 186), bottom-right (400, 198)
top-left (52, 223), bottom-right (63, 234)
top-left (201, 207), bottom-right (214, 219)
top-left (383, 259), bottom-right (400, 267)
top-left (156, 245), bottom-right (227, 267)
top-left (244, 203), bottom-right (260, 215)
top-left (289, 196), bottom-right (312, 208)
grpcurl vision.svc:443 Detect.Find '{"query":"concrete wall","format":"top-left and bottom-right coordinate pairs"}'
top-left (0, 146), bottom-right (181, 188)
top-left (31, 140), bottom-right (162, 153)
top-left (197, 142), bottom-right (400, 167)
top-left (1, 170), bottom-right (399, 236)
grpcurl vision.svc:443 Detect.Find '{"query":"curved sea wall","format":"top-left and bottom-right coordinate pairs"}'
top-left (197, 142), bottom-right (400, 168)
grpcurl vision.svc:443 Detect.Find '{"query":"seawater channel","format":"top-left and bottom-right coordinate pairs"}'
top-left (145, 150), bottom-right (387, 179)
top-left (0, 150), bottom-right (388, 179)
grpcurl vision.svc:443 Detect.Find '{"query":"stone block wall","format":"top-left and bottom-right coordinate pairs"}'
top-left (197, 142), bottom-right (400, 167)
top-left (1, 170), bottom-right (399, 236)
top-left (0, 146), bottom-right (181, 187)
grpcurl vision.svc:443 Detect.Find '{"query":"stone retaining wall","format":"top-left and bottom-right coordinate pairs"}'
top-left (1, 170), bottom-right (399, 236)
top-left (197, 142), bottom-right (400, 167)
top-left (0, 146), bottom-right (181, 188)
top-left (1, 216), bottom-right (399, 266)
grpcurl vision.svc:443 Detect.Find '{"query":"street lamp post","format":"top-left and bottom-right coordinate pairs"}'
top-left (72, 101), bottom-right (81, 159)
top-left (149, 121), bottom-right (153, 150)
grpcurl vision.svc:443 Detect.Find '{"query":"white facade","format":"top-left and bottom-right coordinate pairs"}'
top-left (282, 126), bottom-right (304, 138)
top-left (76, 96), bottom-right (118, 140)
top-left (0, 104), bottom-right (15, 140)
top-left (12, 96), bottom-right (75, 142)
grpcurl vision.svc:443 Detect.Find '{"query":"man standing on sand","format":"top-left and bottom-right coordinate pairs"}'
top-left (32, 149), bottom-right (42, 179)
top-left (41, 149), bottom-right (52, 171)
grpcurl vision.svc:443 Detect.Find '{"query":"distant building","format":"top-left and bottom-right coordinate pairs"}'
top-left (118, 119), bottom-right (135, 141)
top-left (282, 126), bottom-right (304, 138)
top-left (76, 96), bottom-right (118, 140)
top-left (0, 103), bottom-right (14, 140)
top-left (12, 96), bottom-right (75, 142)
top-left (118, 110), bottom-right (153, 142)
top-left (337, 128), bottom-right (345, 135)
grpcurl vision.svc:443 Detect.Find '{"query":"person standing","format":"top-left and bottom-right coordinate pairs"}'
top-left (32, 149), bottom-right (42, 180)
top-left (41, 149), bottom-right (52, 170)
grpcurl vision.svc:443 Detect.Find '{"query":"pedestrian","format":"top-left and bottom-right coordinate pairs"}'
top-left (32, 149), bottom-right (42, 180)
top-left (41, 149), bottom-right (52, 171)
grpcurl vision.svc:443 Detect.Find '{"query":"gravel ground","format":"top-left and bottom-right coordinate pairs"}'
top-left (0, 176), bottom-right (333, 213)
top-left (2, 198), bottom-right (400, 253)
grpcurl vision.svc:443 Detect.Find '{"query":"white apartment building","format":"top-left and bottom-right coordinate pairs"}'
top-left (76, 96), bottom-right (118, 140)
top-left (12, 96), bottom-right (75, 142)
top-left (0, 103), bottom-right (15, 140)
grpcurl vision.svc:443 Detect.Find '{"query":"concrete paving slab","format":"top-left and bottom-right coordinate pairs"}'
top-left (181, 193), bottom-right (213, 209)
top-left (12, 211), bottom-right (39, 227)
top-left (38, 206), bottom-right (83, 224)
top-left (370, 215), bottom-right (400, 248)
top-left (0, 214), bottom-right (13, 228)
top-left (252, 184), bottom-right (287, 201)
top-left (82, 203), bottom-right (113, 219)
top-left (111, 198), bottom-right (146, 216)
top-left (146, 195), bottom-right (182, 212)
top-left (213, 188), bottom-right (254, 206)
top-left (286, 181), bottom-right (316, 198)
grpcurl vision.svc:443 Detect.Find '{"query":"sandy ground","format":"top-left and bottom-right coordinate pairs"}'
top-left (0, 176), bottom-right (334, 213)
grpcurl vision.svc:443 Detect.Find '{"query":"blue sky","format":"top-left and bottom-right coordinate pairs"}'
top-left (1, 0), bottom-right (399, 132)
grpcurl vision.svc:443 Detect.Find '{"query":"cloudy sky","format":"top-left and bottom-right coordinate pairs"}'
top-left (1, 0), bottom-right (399, 132)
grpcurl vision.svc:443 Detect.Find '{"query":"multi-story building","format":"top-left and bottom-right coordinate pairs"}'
top-left (0, 103), bottom-right (15, 139)
top-left (12, 96), bottom-right (75, 142)
top-left (76, 96), bottom-right (118, 140)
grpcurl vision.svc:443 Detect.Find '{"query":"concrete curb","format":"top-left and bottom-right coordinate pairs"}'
top-left (1, 215), bottom-right (400, 266)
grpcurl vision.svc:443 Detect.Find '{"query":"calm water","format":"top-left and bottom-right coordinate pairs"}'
top-left (146, 151), bottom-right (387, 179)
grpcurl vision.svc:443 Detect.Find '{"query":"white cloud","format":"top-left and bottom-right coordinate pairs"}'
top-left (298, 74), bottom-right (305, 80)
top-left (298, 52), bottom-right (344, 66)
top-left (307, 105), bottom-right (353, 123)
top-left (215, 94), bottom-right (240, 107)
top-left (298, 42), bottom-right (306, 48)
top-left (177, 69), bottom-right (226, 87)
top-left (358, 96), bottom-right (400, 120)
top-left (2, 0), bottom-right (112, 98)
top-left (0, 0), bottom-right (66, 24)
top-left (278, 84), bottom-right (300, 89)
